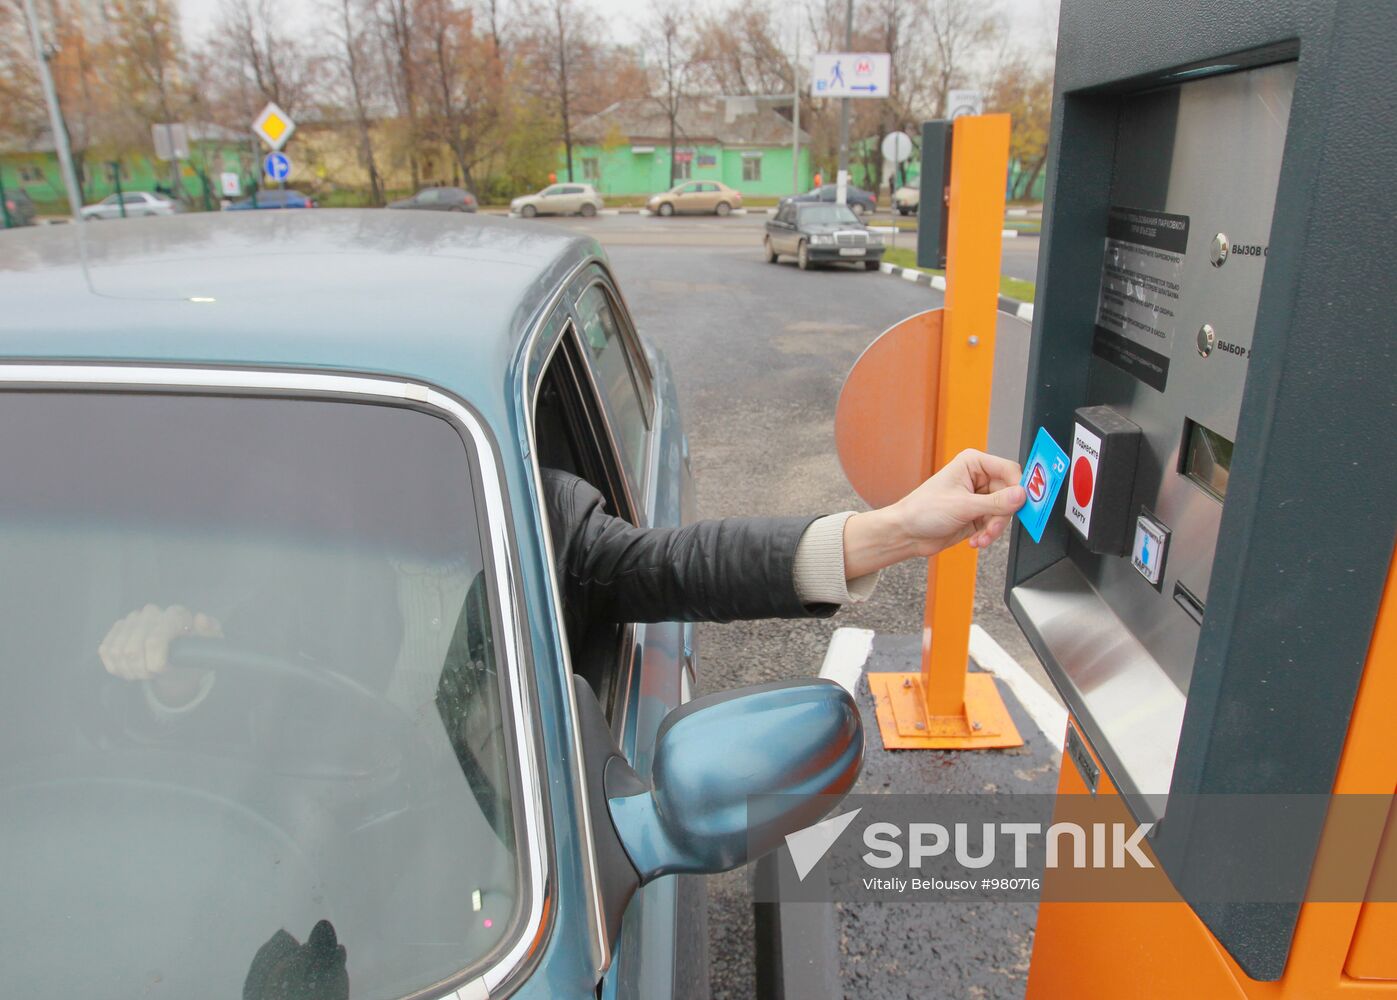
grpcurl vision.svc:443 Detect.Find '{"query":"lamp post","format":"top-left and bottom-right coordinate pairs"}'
top-left (20, 0), bottom-right (82, 221)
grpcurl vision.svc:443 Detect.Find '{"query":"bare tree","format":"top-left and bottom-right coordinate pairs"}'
top-left (924, 0), bottom-right (1003, 115)
top-left (327, 0), bottom-right (385, 203)
top-left (418, 0), bottom-right (506, 190)
top-left (642, 1), bottom-right (694, 188)
top-left (689, 3), bottom-right (792, 96)
top-left (210, 0), bottom-right (320, 119)
top-left (986, 51), bottom-right (1053, 200)
top-left (373, 0), bottom-right (422, 189)
top-left (0, 0), bottom-right (54, 145)
top-left (518, 0), bottom-right (581, 182)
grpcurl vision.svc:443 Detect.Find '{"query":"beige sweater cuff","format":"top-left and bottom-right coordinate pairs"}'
top-left (793, 512), bottom-right (881, 606)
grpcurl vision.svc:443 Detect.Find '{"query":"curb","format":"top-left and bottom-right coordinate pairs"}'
top-left (628, 207), bottom-right (770, 216)
top-left (877, 262), bottom-right (1034, 322)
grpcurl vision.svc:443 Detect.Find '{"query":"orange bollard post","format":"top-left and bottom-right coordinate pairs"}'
top-left (867, 113), bottom-right (1023, 750)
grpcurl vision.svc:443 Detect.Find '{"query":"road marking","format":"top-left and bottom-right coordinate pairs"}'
top-left (818, 626), bottom-right (874, 696)
top-left (968, 624), bottom-right (1066, 744)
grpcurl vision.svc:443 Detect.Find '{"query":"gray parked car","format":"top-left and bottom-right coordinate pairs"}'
top-left (781, 184), bottom-right (878, 216)
top-left (388, 186), bottom-right (478, 212)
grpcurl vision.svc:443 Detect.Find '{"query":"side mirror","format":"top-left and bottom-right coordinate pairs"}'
top-left (608, 678), bottom-right (863, 881)
top-left (573, 676), bottom-right (862, 946)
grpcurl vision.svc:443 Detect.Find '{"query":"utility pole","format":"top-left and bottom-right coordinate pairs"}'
top-left (836, 0), bottom-right (853, 203)
top-left (21, 0), bottom-right (82, 221)
top-left (792, 21), bottom-right (801, 195)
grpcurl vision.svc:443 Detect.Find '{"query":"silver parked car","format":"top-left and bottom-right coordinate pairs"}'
top-left (510, 183), bottom-right (603, 218)
top-left (81, 191), bottom-right (179, 221)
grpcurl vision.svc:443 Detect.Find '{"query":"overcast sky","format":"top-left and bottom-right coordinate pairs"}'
top-left (177, 0), bottom-right (1060, 67)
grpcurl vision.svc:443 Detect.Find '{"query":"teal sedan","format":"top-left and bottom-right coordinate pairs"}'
top-left (0, 212), bottom-right (861, 999)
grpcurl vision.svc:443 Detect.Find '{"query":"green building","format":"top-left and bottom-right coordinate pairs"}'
top-left (567, 97), bottom-right (811, 198)
top-left (0, 124), bottom-right (248, 214)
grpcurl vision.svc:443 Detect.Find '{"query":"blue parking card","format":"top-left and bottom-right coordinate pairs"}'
top-left (1016, 427), bottom-right (1070, 543)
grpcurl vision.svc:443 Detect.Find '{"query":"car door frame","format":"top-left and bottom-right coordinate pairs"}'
top-left (520, 255), bottom-right (703, 999)
top-left (570, 267), bottom-right (706, 1000)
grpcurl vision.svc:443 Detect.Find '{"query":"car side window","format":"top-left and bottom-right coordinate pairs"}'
top-left (534, 327), bottom-right (636, 716)
top-left (418, 189), bottom-right (438, 203)
top-left (575, 282), bottom-right (650, 491)
top-left (123, 193), bottom-right (147, 204)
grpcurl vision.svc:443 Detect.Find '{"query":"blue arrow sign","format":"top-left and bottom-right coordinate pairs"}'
top-left (264, 151), bottom-right (291, 182)
top-left (851, 84), bottom-right (879, 92)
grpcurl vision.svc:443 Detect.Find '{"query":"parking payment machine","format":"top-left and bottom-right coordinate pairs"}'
top-left (1007, 0), bottom-right (1397, 993)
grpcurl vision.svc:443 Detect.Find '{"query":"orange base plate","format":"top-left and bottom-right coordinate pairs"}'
top-left (868, 671), bottom-right (1024, 750)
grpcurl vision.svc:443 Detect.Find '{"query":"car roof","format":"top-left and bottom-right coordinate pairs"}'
top-left (0, 210), bottom-right (600, 411)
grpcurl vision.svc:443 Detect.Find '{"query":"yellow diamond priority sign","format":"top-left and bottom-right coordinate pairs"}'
top-left (252, 102), bottom-right (295, 151)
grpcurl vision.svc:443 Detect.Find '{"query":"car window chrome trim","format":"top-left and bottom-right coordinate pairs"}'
top-left (0, 363), bottom-right (548, 999)
top-left (522, 312), bottom-right (614, 974)
top-left (570, 272), bottom-right (656, 506)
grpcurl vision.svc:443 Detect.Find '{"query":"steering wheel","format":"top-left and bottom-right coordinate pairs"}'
top-left (149, 636), bottom-right (420, 778)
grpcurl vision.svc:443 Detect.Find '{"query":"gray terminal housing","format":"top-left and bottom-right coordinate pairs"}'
top-left (1004, 0), bottom-right (1397, 982)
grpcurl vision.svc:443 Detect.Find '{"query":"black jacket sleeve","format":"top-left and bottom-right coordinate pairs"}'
top-left (542, 469), bottom-right (838, 635)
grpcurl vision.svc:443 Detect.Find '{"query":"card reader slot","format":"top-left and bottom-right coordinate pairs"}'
top-left (1173, 582), bottom-right (1205, 625)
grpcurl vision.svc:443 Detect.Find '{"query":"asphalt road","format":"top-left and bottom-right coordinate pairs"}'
top-left (533, 212), bottom-right (1051, 999)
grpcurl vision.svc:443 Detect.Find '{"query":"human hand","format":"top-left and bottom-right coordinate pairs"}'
top-left (843, 450), bottom-right (1026, 578)
top-left (98, 604), bottom-right (222, 682)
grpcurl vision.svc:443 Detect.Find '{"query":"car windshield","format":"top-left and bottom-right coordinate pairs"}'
top-left (0, 391), bottom-right (521, 997)
top-left (799, 204), bottom-right (860, 225)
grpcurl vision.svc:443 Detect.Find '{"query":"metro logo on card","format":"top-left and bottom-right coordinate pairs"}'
top-left (1016, 427), bottom-right (1069, 543)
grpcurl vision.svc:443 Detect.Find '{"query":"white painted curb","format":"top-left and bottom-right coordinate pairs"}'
top-left (818, 627), bottom-right (875, 697)
top-left (817, 624), bottom-right (1064, 748)
top-left (968, 624), bottom-right (1067, 745)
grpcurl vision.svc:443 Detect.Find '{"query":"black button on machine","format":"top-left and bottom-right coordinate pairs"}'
top-left (1064, 405), bottom-right (1142, 556)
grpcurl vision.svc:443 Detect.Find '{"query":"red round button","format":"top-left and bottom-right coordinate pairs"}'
top-left (1072, 456), bottom-right (1094, 507)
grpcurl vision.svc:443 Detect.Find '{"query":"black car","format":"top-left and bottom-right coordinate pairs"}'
top-left (782, 183), bottom-right (878, 216)
top-left (388, 186), bottom-right (478, 212)
top-left (2, 189), bottom-right (37, 228)
top-left (764, 201), bottom-right (885, 271)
